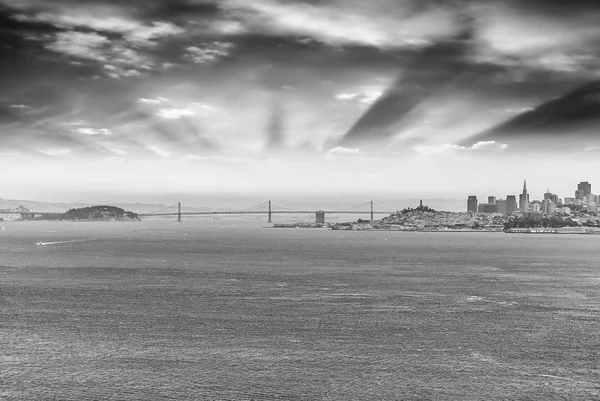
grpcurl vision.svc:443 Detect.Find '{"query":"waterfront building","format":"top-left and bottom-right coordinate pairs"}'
top-left (506, 195), bottom-right (517, 215)
top-left (519, 180), bottom-right (530, 212)
top-left (467, 196), bottom-right (478, 213)
top-left (542, 199), bottom-right (556, 214)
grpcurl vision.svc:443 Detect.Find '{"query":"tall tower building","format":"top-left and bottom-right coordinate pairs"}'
top-left (578, 181), bottom-right (592, 197)
top-left (467, 196), bottom-right (478, 213)
top-left (519, 180), bottom-right (530, 212)
top-left (506, 195), bottom-right (517, 214)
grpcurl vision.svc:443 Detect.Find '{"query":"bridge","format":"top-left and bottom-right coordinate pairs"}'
top-left (1, 201), bottom-right (401, 223)
top-left (140, 201), bottom-right (399, 223)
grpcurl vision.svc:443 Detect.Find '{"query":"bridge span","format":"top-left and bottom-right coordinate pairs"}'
top-left (3, 200), bottom-right (400, 223)
top-left (142, 201), bottom-right (397, 223)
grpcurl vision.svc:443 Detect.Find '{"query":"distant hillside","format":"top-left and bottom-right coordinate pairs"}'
top-left (0, 198), bottom-right (213, 214)
top-left (63, 206), bottom-right (139, 221)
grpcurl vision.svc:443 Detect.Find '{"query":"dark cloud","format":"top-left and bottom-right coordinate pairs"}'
top-left (461, 81), bottom-right (600, 151)
top-left (339, 21), bottom-right (474, 147)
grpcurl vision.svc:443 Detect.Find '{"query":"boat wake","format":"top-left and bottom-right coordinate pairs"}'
top-left (35, 238), bottom-right (99, 246)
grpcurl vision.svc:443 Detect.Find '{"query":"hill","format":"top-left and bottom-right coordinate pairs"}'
top-left (63, 206), bottom-right (139, 221)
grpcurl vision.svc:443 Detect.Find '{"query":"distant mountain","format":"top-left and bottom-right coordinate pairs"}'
top-left (461, 81), bottom-right (600, 149)
top-left (0, 198), bottom-right (213, 214)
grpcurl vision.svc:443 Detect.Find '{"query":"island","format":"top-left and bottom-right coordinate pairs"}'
top-left (63, 206), bottom-right (140, 221)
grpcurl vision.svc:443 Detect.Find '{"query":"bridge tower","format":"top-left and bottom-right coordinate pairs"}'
top-left (177, 202), bottom-right (182, 222)
top-left (371, 200), bottom-right (374, 222)
top-left (268, 200), bottom-right (272, 223)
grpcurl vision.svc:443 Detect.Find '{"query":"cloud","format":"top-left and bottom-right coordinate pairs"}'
top-left (45, 31), bottom-right (111, 61)
top-left (221, 0), bottom-right (460, 48)
top-left (156, 108), bottom-right (195, 119)
top-left (328, 146), bottom-right (361, 155)
top-left (335, 93), bottom-right (358, 100)
top-left (335, 87), bottom-right (383, 105)
top-left (184, 42), bottom-right (234, 64)
top-left (469, 141), bottom-right (508, 151)
top-left (75, 127), bottom-right (112, 136)
top-left (138, 97), bottom-right (170, 104)
top-left (473, 2), bottom-right (600, 74)
top-left (359, 90), bottom-right (383, 106)
top-left (414, 141), bottom-right (508, 156)
top-left (43, 31), bottom-right (151, 77)
top-left (13, 11), bottom-right (184, 46)
top-left (124, 21), bottom-right (185, 46)
top-left (104, 64), bottom-right (143, 79)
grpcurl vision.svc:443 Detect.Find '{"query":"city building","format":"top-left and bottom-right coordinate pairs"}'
top-left (542, 199), bottom-right (556, 214)
top-left (575, 190), bottom-right (585, 200)
top-left (578, 181), bottom-right (592, 196)
top-left (496, 199), bottom-right (507, 215)
top-left (586, 193), bottom-right (597, 204)
top-left (467, 196), bottom-right (478, 213)
top-left (483, 204), bottom-right (497, 214)
top-left (488, 196), bottom-right (496, 205)
top-left (506, 195), bottom-right (517, 215)
top-left (544, 190), bottom-right (559, 204)
top-left (477, 204), bottom-right (485, 213)
top-left (519, 180), bottom-right (530, 212)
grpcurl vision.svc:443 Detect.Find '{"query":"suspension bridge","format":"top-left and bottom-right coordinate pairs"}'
top-left (139, 200), bottom-right (401, 223)
top-left (1, 201), bottom-right (468, 222)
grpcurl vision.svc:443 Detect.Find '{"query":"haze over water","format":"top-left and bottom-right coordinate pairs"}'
top-left (1, 219), bottom-right (599, 400)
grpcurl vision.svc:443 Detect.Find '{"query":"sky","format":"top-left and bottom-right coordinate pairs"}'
top-left (0, 0), bottom-right (599, 206)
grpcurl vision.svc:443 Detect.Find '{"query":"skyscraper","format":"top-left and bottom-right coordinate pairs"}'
top-left (578, 181), bottom-right (592, 196)
top-left (467, 196), bottom-right (478, 213)
top-left (544, 190), bottom-right (559, 204)
top-left (496, 199), bottom-right (507, 215)
top-left (506, 195), bottom-right (517, 214)
top-left (519, 180), bottom-right (530, 212)
top-left (488, 196), bottom-right (496, 205)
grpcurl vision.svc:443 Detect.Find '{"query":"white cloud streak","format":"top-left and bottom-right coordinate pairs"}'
top-left (185, 42), bottom-right (234, 64)
top-left (220, 0), bottom-right (459, 48)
